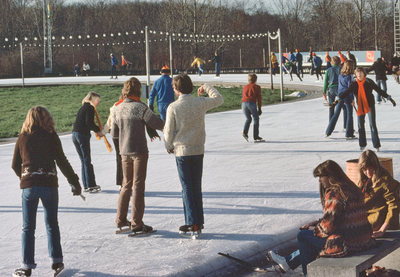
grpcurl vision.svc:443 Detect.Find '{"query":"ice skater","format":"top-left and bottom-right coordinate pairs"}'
top-left (242, 73), bottom-right (263, 142)
top-left (164, 74), bottom-right (223, 237)
top-left (312, 53), bottom-right (323, 81)
top-left (12, 106), bottom-right (82, 277)
top-left (267, 160), bottom-right (375, 277)
top-left (110, 53), bottom-right (118, 79)
top-left (209, 51), bottom-right (222, 77)
top-left (111, 77), bottom-right (164, 234)
top-left (149, 64), bottom-right (175, 121)
top-left (191, 56), bottom-right (206, 77)
top-left (336, 67), bottom-right (396, 152)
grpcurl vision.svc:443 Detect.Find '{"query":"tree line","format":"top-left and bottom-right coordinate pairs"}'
top-left (0, 0), bottom-right (395, 76)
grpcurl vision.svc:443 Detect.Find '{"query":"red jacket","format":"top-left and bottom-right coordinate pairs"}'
top-left (242, 83), bottom-right (262, 109)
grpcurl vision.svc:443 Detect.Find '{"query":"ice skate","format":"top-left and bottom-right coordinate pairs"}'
top-left (128, 224), bottom-right (157, 237)
top-left (243, 133), bottom-right (249, 142)
top-left (346, 136), bottom-right (357, 140)
top-left (254, 137), bottom-right (265, 143)
top-left (12, 268), bottom-right (31, 277)
top-left (52, 262), bottom-right (64, 277)
top-left (360, 146), bottom-right (366, 151)
top-left (179, 224), bottom-right (202, 239)
top-left (115, 220), bottom-right (131, 234)
top-left (267, 251), bottom-right (290, 273)
top-left (88, 185), bottom-right (101, 193)
top-left (375, 148), bottom-right (380, 152)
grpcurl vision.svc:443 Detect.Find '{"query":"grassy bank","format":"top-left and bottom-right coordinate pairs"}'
top-left (0, 84), bottom-right (296, 138)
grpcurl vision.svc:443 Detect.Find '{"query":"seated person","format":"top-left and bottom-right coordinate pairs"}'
top-left (358, 150), bottom-right (400, 237)
top-left (268, 160), bottom-right (375, 276)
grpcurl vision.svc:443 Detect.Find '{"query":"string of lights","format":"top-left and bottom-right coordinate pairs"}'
top-left (2, 29), bottom-right (268, 48)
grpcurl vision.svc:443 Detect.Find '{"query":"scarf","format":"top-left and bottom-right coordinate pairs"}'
top-left (93, 107), bottom-right (113, 153)
top-left (356, 78), bottom-right (370, 116)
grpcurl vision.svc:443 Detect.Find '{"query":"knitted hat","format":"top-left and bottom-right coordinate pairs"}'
top-left (338, 51), bottom-right (341, 54)
top-left (312, 52), bottom-right (316, 56)
top-left (110, 53), bottom-right (113, 56)
top-left (160, 65), bottom-right (171, 74)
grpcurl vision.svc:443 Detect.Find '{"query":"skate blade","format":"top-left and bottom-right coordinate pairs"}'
top-left (128, 230), bottom-right (157, 237)
top-left (179, 230), bottom-right (201, 239)
top-left (254, 140), bottom-right (265, 143)
top-left (115, 227), bottom-right (131, 234)
top-left (54, 265), bottom-right (64, 277)
top-left (89, 188), bottom-right (101, 193)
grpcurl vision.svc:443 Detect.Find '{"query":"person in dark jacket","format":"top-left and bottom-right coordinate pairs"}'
top-left (390, 53), bottom-right (400, 84)
top-left (336, 67), bottom-right (396, 152)
top-left (72, 92), bottom-right (104, 192)
top-left (367, 58), bottom-right (389, 103)
top-left (12, 106), bottom-right (82, 277)
top-left (295, 49), bottom-right (303, 78)
top-left (209, 50), bottom-right (222, 77)
top-left (110, 53), bottom-right (118, 79)
top-left (312, 53), bottom-right (323, 81)
top-left (347, 51), bottom-right (357, 69)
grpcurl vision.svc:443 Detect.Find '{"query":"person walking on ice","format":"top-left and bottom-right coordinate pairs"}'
top-left (164, 74), bottom-right (223, 238)
top-left (110, 53), bottom-right (118, 79)
top-left (149, 65), bottom-right (175, 121)
top-left (242, 73), bottom-right (263, 142)
top-left (209, 51), bottom-right (222, 77)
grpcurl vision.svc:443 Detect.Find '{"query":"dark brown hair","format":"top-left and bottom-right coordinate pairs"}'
top-left (313, 160), bottom-right (362, 207)
top-left (173, 74), bottom-right (193, 94)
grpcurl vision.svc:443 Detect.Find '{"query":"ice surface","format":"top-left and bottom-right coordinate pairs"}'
top-left (1, 73), bottom-right (400, 276)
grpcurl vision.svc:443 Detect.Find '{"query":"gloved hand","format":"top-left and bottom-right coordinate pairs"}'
top-left (329, 100), bottom-right (339, 108)
top-left (258, 108), bottom-right (262, 116)
top-left (71, 182), bottom-right (82, 196)
top-left (390, 98), bottom-right (396, 107)
top-left (149, 105), bottom-right (154, 112)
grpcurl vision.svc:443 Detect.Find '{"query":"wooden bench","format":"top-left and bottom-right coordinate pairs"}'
top-left (307, 230), bottom-right (400, 277)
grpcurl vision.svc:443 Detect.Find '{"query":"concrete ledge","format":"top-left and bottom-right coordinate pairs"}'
top-left (308, 231), bottom-right (400, 277)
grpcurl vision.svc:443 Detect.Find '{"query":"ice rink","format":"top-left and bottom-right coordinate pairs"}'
top-left (1, 73), bottom-right (400, 276)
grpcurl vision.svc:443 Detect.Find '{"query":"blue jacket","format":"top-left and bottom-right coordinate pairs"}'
top-left (111, 56), bottom-right (118, 66)
top-left (149, 74), bottom-right (175, 105)
top-left (281, 55), bottom-right (288, 63)
top-left (289, 54), bottom-right (296, 62)
top-left (313, 56), bottom-right (322, 68)
top-left (322, 65), bottom-right (341, 95)
top-left (338, 74), bottom-right (354, 100)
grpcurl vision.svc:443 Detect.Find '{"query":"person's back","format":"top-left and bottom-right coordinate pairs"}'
top-left (338, 74), bottom-right (353, 95)
top-left (326, 65), bottom-right (341, 87)
top-left (313, 55), bottom-right (322, 67)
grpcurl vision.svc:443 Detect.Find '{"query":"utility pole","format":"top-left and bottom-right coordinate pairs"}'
top-left (43, 0), bottom-right (52, 73)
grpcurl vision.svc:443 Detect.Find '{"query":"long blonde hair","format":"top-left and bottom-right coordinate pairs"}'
top-left (21, 106), bottom-right (55, 134)
top-left (313, 160), bottom-right (362, 207)
top-left (82, 91), bottom-right (101, 105)
top-left (357, 150), bottom-right (387, 188)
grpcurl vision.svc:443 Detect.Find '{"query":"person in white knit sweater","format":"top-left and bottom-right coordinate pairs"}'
top-left (164, 74), bottom-right (223, 233)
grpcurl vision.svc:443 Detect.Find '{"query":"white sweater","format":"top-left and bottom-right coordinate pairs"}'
top-left (164, 83), bottom-right (223, 157)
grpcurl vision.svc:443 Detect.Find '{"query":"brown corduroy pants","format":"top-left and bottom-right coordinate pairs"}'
top-left (116, 153), bottom-right (148, 229)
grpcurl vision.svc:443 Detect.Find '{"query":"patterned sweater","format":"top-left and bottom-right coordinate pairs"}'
top-left (314, 188), bottom-right (375, 257)
top-left (111, 99), bottom-right (164, 155)
top-left (12, 130), bottom-right (80, 189)
top-left (164, 83), bottom-right (224, 157)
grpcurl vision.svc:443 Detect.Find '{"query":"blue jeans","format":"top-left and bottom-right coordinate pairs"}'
top-left (72, 132), bottom-right (97, 189)
top-left (326, 62), bottom-right (331, 69)
top-left (327, 86), bottom-right (338, 121)
top-left (176, 155), bottom-right (204, 226)
top-left (375, 79), bottom-right (387, 102)
top-left (242, 101), bottom-right (259, 139)
top-left (215, 62), bottom-right (221, 76)
top-left (358, 105), bottom-right (380, 148)
top-left (22, 187), bottom-right (63, 269)
top-left (326, 96), bottom-right (354, 137)
top-left (157, 102), bottom-right (172, 122)
top-left (111, 65), bottom-right (117, 77)
top-left (285, 230), bottom-right (326, 277)
top-left (198, 64), bottom-right (204, 76)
